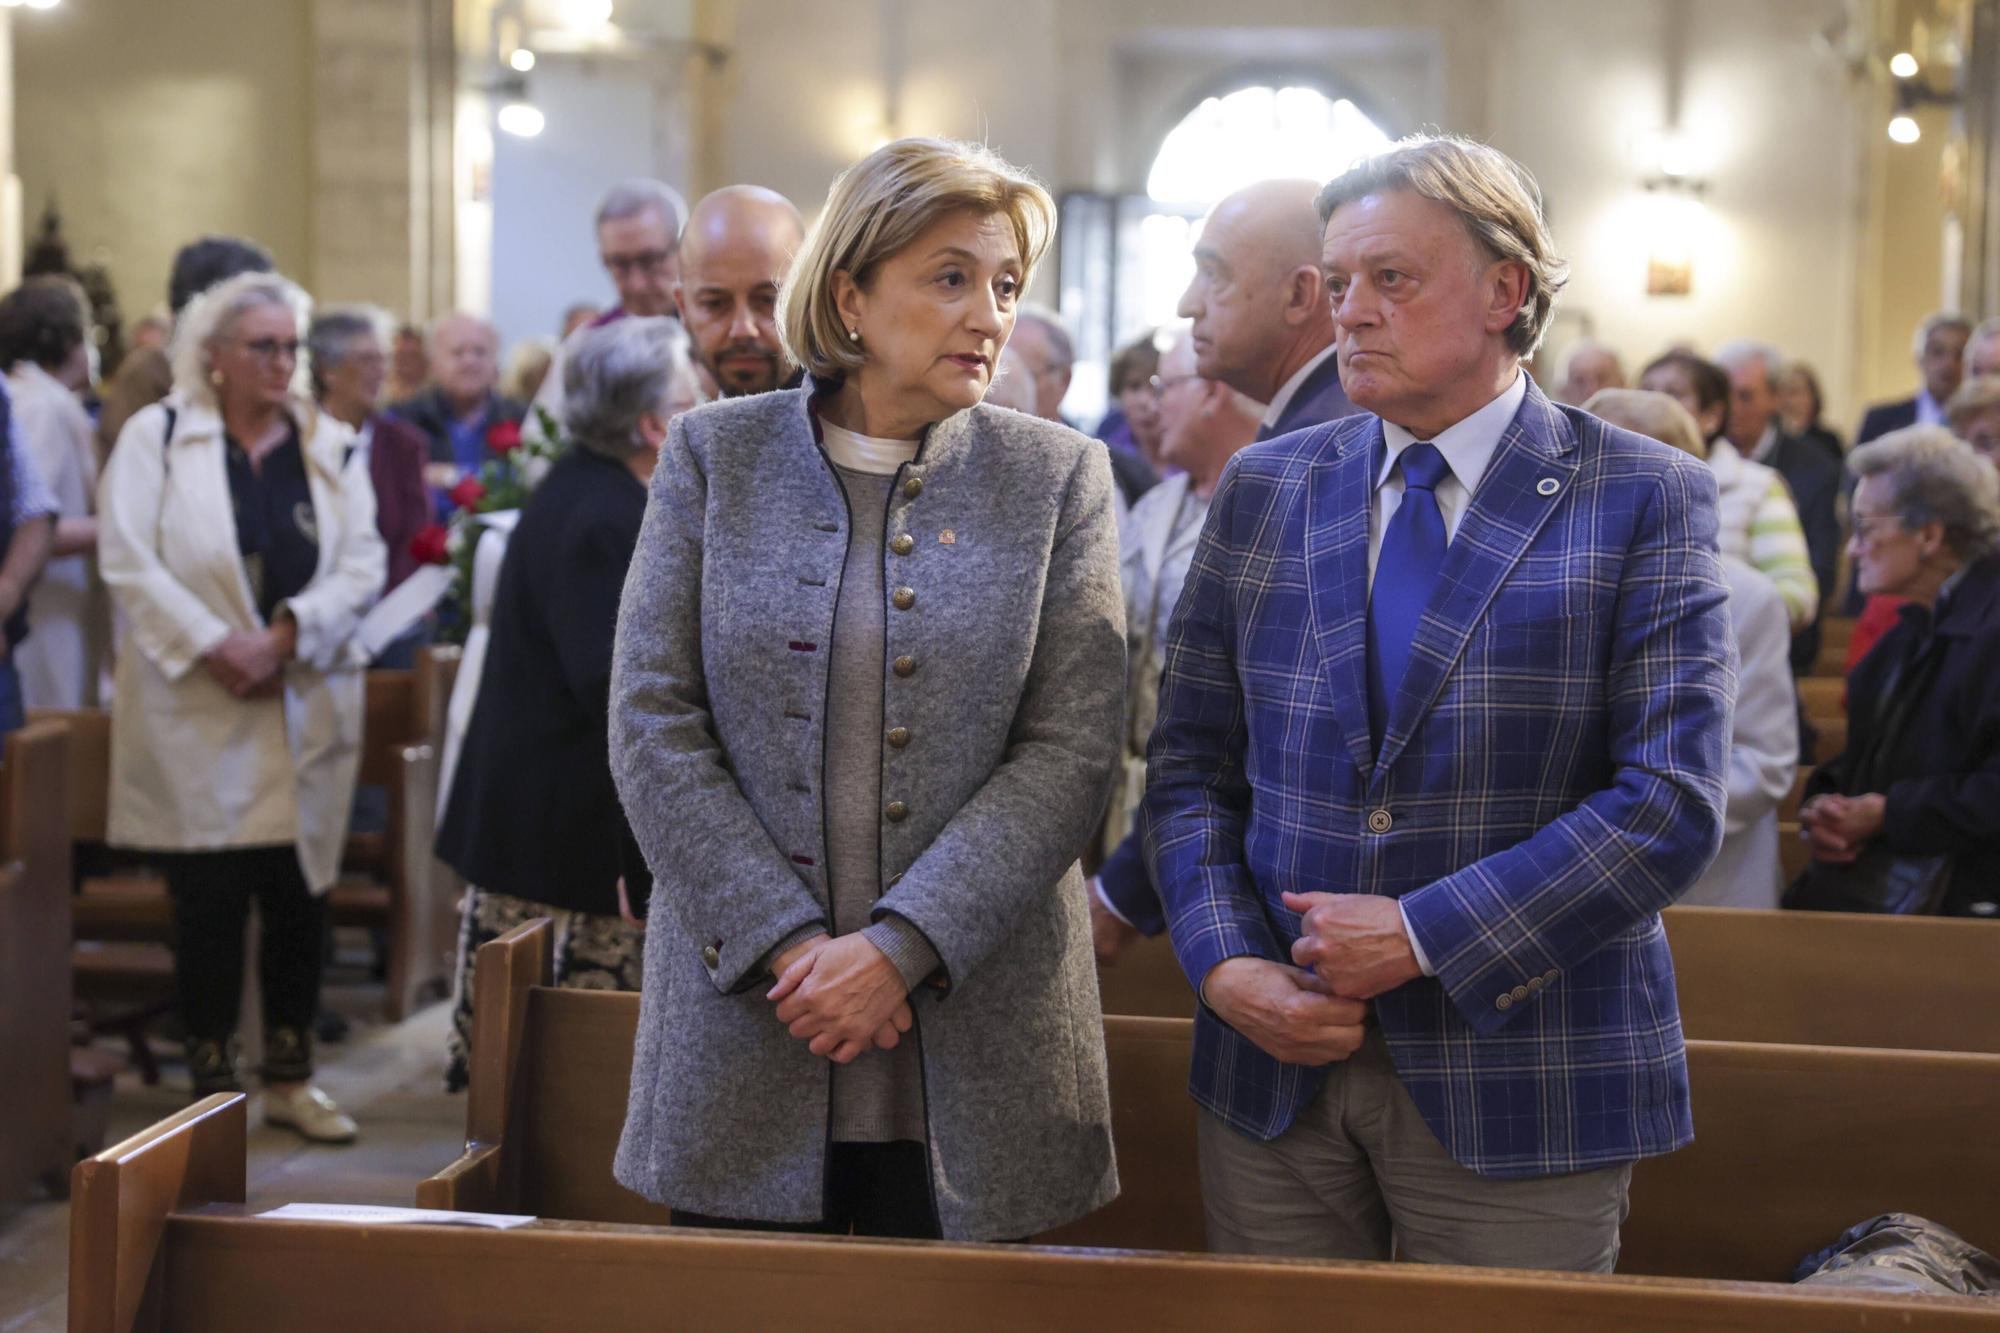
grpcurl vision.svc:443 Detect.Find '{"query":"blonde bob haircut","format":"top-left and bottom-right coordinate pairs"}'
top-left (1316, 134), bottom-right (1569, 358)
top-left (779, 136), bottom-right (1056, 381)
top-left (1584, 388), bottom-right (1708, 461)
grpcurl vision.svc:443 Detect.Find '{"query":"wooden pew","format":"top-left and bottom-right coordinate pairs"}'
top-left (1101, 909), bottom-right (2000, 1056)
top-left (428, 920), bottom-right (2000, 1287)
top-left (82, 1092), bottom-right (2000, 1331)
top-left (0, 721), bottom-right (77, 1202)
top-left (1811, 616), bottom-right (1855, 678)
top-left (1797, 676), bottom-right (1844, 723)
top-left (383, 644), bottom-right (463, 1022)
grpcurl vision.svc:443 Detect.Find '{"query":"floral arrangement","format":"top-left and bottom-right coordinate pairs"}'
top-left (407, 407), bottom-right (565, 642)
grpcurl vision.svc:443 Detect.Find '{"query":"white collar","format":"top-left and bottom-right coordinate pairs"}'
top-left (821, 418), bottom-right (919, 475)
top-left (1750, 423), bottom-right (1780, 463)
top-left (1259, 342), bottom-right (1338, 429)
top-left (1374, 370), bottom-right (1526, 497)
top-left (1707, 436), bottom-right (1743, 483)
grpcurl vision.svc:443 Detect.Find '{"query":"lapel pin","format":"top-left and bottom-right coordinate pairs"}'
top-left (1536, 478), bottom-right (1561, 497)
top-left (939, 529), bottom-right (956, 545)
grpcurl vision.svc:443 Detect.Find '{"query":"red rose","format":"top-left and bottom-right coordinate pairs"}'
top-left (486, 419), bottom-right (523, 453)
top-left (449, 476), bottom-right (487, 510)
top-left (409, 524), bottom-right (450, 565)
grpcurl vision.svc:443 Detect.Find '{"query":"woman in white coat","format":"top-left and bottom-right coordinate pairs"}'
top-left (98, 272), bottom-right (385, 1142)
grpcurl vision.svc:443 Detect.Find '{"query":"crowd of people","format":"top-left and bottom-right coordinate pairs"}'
top-left (9, 124), bottom-right (2000, 1268)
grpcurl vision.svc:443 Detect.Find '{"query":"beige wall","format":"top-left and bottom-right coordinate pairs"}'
top-left (14, 0), bottom-right (312, 316)
top-left (694, 0), bottom-right (1901, 429)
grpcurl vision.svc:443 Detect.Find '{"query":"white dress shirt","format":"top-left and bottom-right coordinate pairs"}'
top-left (1370, 370), bottom-right (1528, 975)
top-left (1259, 343), bottom-right (1338, 432)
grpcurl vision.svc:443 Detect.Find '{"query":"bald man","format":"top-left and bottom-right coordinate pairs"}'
top-left (675, 185), bottom-right (807, 398)
top-left (390, 312), bottom-right (526, 484)
top-left (1178, 178), bottom-right (1358, 440)
top-left (1557, 338), bottom-right (1626, 406)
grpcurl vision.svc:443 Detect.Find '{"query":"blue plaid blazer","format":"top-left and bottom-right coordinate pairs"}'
top-left (1142, 380), bottom-right (1734, 1178)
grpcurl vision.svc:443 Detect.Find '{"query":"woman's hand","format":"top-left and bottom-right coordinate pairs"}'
top-left (203, 628), bottom-right (290, 698)
top-left (1799, 792), bottom-right (1887, 864)
top-left (768, 933), bottom-right (912, 1064)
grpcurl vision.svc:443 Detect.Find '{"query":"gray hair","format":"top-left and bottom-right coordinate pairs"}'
top-left (1714, 338), bottom-right (1784, 387)
top-left (170, 270), bottom-right (312, 407)
top-left (562, 316), bottom-right (695, 458)
top-left (1850, 424), bottom-right (2000, 561)
top-left (594, 178), bottom-right (688, 239)
top-left (1015, 306), bottom-right (1074, 368)
top-left (1946, 375), bottom-right (2000, 433)
top-left (1971, 316), bottom-right (2000, 347)
top-left (1316, 134), bottom-right (1568, 357)
top-left (306, 303), bottom-right (391, 398)
top-left (1913, 311), bottom-right (1972, 360)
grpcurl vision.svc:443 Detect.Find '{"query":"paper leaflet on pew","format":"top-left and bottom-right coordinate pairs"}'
top-left (260, 1202), bottom-right (534, 1230)
top-left (355, 563), bottom-right (457, 661)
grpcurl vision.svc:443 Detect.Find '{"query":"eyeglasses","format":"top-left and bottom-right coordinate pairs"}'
top-left (1851, 513), bottom-right (1907, 542)
top-left (237, 338), bottom-right (301, 362)
top-left (602, 249), bottom-right (675, 277)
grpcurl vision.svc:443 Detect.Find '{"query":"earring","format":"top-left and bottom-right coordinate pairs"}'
top-left (210, 368), bottom-right (225, 387)
top-left (848, 328), bottom-right (860, 343)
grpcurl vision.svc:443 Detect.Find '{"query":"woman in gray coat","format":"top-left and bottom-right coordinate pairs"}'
top-left (610, 137), bottom-right (1126, 1242)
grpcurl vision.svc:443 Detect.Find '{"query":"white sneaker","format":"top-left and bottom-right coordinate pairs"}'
top-left (264, 1085), bottom-right (359, 1144)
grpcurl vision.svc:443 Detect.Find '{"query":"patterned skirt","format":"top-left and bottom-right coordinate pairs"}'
top-left (444, 884), bottom-right (644, 1092)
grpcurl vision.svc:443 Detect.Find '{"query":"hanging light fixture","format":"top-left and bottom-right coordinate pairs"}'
top-left (1889, 114), bottom-right (1922, 144)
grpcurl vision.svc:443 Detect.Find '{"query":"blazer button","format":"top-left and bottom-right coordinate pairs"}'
top-left (890, 534), bottom-right (915, 556)
top-left (701, 944), bottom-right (720, 970)
top-left (1543, 968), bottom-right (1560, 983)
top-left (902, 477), bottom-right (924, 499)
top-left (1511, 984), bottom-right (1530, 1002)
top-left (894, 655), bottom-right (917, 677)
top-left (1366, 808), bottom-right (1393, 834)
top-left (892, 587), bottom-right (916, 611)
top-left (886, 800), bottom-right (909, 822)
top-left (1495, 993), bottom-right (1513, 1011)
top-left (1526, 976), bottom-right (1545, 994)
top-left (887, 726), bottom-right (910, 748)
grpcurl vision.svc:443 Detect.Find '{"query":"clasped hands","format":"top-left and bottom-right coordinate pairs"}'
top-left (1201, 892), bottom-right (1422, 1067)
top-left (1798, 792), bottom-right (1886, 865)
top-left (767, 932), bottom-right (912, 1064)
top-left (203, 622), bottom-right (296, 699)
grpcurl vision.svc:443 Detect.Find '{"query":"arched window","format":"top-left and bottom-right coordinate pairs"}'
top-left (1056, 83), bottom-right (1389, 427)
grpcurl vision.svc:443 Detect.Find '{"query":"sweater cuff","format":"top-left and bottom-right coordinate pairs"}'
top-left (863, 914), bottom-right (942, 993)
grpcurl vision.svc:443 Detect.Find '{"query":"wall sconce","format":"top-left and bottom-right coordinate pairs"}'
top-left (1636, 128), bottom-right (1711, 296)
top-left (1886, 49), bottom-right (1959, 146)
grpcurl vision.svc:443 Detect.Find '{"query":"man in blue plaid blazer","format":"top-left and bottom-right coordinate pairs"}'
top-left (1143, 137), bottom-right (1735, 1271)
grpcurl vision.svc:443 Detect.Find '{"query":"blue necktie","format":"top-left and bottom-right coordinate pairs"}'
top-left (1367, 442), bottom-right (1451, 752)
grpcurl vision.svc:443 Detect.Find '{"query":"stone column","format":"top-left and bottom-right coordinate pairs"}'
top-left (308, 0), bottom-right (455, 318)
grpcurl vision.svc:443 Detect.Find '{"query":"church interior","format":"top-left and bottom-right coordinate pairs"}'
top-left (5, 0), bottom-right (2000, 1328)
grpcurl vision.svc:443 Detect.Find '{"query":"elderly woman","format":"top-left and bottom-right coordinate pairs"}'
top-left (307, 306), bottom-right (431, 605)
top-left (1776, 360), bottom-right (1844, 465)
top-left (435, 317), bottom-right (698, 1091)
top-left (611, 137), bottom-right (1125, 1241)
top-left (1793, 426), bottom-right (2000, 917)
top-left (1587, 388), bottom-right (1798, 908)
top-left (98, 271), bottom-right (385, 1139)
top-left (0, 275), bottom-right (96, 707)
top-left (1640, 349), bottom-right (1819, 633)
top-left (1098, 331), bottom-right (1165, 472)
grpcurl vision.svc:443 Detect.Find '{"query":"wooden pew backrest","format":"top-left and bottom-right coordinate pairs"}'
top-left (27, 706), bottom-right (108, 841)
top-left (68, 1093), bottom-right (246, 1333)
top-left (160, 1211), bottom-right (2000, 1332)
top-left (1666, 906), bottom-right (2000, 1053)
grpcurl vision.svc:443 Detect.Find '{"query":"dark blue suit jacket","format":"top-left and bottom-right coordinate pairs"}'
top-left (1144, 380), bottom-right (1732, 1176)
top-left (1855, 396), bottom-right (1920, 448)
top-left (1253, 349), bottom-right (1359, 443)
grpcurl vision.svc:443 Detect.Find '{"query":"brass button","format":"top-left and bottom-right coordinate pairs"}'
top-left (893, 655), bottom-right (917, 678)
top-left (1495, 994), bottom-right (1513, 1012)
top-left (1366, 808), bottom-right (1393, 834)
top-left (902, 477), bottom-right (924, 499)
top-left (892, 587), bottom-right (915, 611)
top-left (1543, 968), bottom-right (1560, 983)
top-left (887, 726), bottom-right (910, 749)
top-left (890, 534), bottom-right (915, 556)
top-left (1526, 976), bottom-right (1545, 994)
top-left (701, 944), bottom-right (720, 970)
top-left (1511, 984), bottom-right (1530, 1003)
top-left (886, 800), bottom-right (909, 822)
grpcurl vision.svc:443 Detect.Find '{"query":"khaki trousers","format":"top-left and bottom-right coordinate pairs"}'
top-left (1197, 1028), bottom-right (1632, 1272)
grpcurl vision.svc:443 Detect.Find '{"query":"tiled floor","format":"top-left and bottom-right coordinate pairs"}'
top-left (0, 976), bottom-right (462, 1332)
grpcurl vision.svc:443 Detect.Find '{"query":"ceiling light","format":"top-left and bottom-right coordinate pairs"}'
top-left (1890, 51), bottom-right (1920, 79)
top-left (1889, 114), bottom-right (1921, 144)
top-left (498, 101), bottom-right (545, 138)
top-left (509, 48), bottom-right (536, 72)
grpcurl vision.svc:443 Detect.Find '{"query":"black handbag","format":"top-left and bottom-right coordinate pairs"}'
top-left (1783, 845), bottom-right (1953, 915)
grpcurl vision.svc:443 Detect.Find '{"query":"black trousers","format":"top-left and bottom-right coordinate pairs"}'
top-left (673, 1141), bottom-right (940, 1240)
top-left (163, 845), bottom-right (326, 1083)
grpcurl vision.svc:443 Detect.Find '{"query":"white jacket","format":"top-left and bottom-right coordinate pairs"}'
top-left (97, 393), bottom-right (386, 893)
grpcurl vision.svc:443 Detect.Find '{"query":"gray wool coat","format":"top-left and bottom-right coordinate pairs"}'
top-left (608, 384), bottom-right (1127, 1241)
